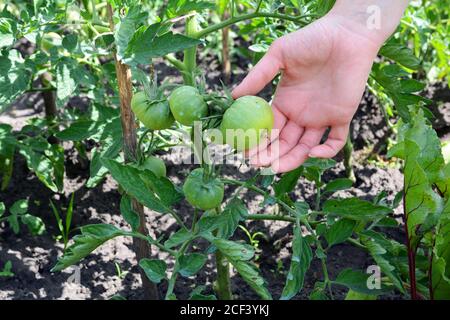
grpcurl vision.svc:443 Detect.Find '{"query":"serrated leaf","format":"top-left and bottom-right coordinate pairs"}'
top-left (165, 228), bottom-right (192, 249)
top-left (52, 224), bottom-right (127, 272)
top-left (10, 199), bottom-right (28, 215)
top-left (274, 167), bottom-right (302, 196)
top-left (217, 198), bottom-right (248, 239)
top-left (281, 225), bottom-right (313, 300)
top-left (323, 198), bottom-right (392, 221)
top-left (213, 239), bottom-right (254, 261)
top-left (334, 268), bottom-right (390, 296)
top-left (21, 214), bottom-right (45, 236)
top-left (379, 43), bottom-right (420, 70)
top-left (178, 253), bottom-right (207, 277)
top-left (230, 260), bottom-right (272, 300)
top-left (101, 158), bottom-right (167, 213)
top-left (325, 219), bottom-right (356, 248)
top-left (120, 195), bottom-right (140, 231)
top-left (139, 258), bottom-right (167, 283)
top-left (323, 178), bottom-right (353, 194)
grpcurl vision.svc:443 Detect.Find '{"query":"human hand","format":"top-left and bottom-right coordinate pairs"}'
top-left (232, 13), bottom-right (382, 173)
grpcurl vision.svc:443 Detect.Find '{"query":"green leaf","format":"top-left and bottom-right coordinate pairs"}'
top-left (334, 269), bottom-right (389, 296)
top-left (165, 228), bottom-right (192, 249)
top-left (213, 239), bottom-right (254, 261)
top-left (280, 225), bottom-right (313, 300)
top-left (55, 120), bottom-right (99, 141)
top-left (274, 167), bottom-right (302, 196)
top-left (323, 198), bottom-right (392, 221)
top-left (138, 169), bottom-right (183, 208)
top-left (166, 0), bottom-right (215, 17)
top-left (361, 236), bottom-right (405, 293)
top-left (0, 49), bottom-right (31, 112)
top-left (379, 43), bottom-right (420, 70)
top-left (323, 178), bottom-right (353, 194)
top-left (139, 258), bottom-right (167, 284)
top-left (120, 195), bottom-right (140, 231)
top-left (0, 261), bottom-right (14, 277)
top-left (345, 289), bottom-right (377, 300)
top-left (217, 198), bottom-right (248, 239)
top-left (114, 6), bottom-right (148, 61)
top-left (21, 214), bottom-right (46, 236)
top-left (10, 199), bottom-right (28, 215)
top-left (62, 34), bottom-right (78, 52)
top-left (125, 23), bottom-right (201, 65)
top-left (56, 57), bottom-right (78, 104)
top-left (0, 202), bottom-right (4, 217)
top-left (324, 219), bottom-right (356, 248)
top-left (189, 286), bottom-right (217, 300)
top-left (230, 260), bottom-right (272, 300)
top-left (7, 214), bottom-right (19, 234)
top-left (101, 158), bottom-right (167, 213)
top-left (178, 253), bottom-right (207, 277)
top-left (18, 138), bottom-right (64, 192)
top-left (431, 198), bottom-right (450, 299)
top-left (52, 224), bottom-right (127, 272)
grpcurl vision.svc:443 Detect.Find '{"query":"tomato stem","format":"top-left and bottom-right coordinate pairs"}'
top-left (182, 15), bottom-right (199, 86)
top-left (214, 207), bottom-right (233, 300)
top-left (193, 13), bottom-right (315, 39)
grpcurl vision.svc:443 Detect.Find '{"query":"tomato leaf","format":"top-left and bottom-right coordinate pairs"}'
top-left (280, 225), bottom-right (312, 300)
top-left (217, 198), bottom-right (248, 239)
top-left (334, 268), bottom-right (391, 296)
top-left (120, 195), bottom-right (140, 231)
top-left (323, 198), bottom-right (392, 221)
top-left (52, 224), bottom-right (127, 272)
top-left (139, 258), bottom-right (167, 284)
top-left (101, 158), bottom-right (168, 213)
top-left (324, 219), bottom-right (356, 248)
top-left (178, 253), bottom-right (207, 277)
top-left (213, 238), bottom-right (254, 261)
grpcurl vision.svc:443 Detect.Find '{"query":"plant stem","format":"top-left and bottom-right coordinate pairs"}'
top-left (182, 15), bottom-right (199, 85)
top-left (403, 192), bottom-right (418, 300)
top-left (194, 12), bottom-right (313, 39)
top-left (107, 3), bottom-right (159, 300)
top-left (214, 207), bottom-right (233, 300)
top-left (164, 54), bottom-right (186, 71)
top-left (343, 136), bottom-right (356, 182)
top-left (247, 214), bottom-right (295, 223)
top-left (165, 239), bottom-right (192, 299)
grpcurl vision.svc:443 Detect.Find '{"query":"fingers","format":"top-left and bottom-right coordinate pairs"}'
top-left (250, 121), bottom-right (304, 167)
top-left (245, 105), bottom-right (286, 159)
top-left (232, 41), bottom-right (283, 99)
top-left (272, 128), bottom-right (325, 173)
top-left (309, 125), bottom-right (349, 158)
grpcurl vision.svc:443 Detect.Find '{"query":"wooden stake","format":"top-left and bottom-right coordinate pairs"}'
top-left (107, 4), bottom-right (159, 300)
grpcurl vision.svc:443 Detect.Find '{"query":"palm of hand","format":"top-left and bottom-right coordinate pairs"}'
top-left (232, 16), bottom-right (379, 173)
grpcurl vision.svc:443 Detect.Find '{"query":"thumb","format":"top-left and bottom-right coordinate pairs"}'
top-left (232, 40), bottom-right (283, 99)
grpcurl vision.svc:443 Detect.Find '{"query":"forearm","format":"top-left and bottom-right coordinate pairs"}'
top-left (327, 0), bottom-right (409, 46)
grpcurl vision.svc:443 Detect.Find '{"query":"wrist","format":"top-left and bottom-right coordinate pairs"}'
top-left (326, 0), bottom-right (409, 48)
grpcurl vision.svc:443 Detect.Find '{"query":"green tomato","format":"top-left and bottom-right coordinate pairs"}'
top-left (41, 32), bottom-right (62, 53)
top-left (168, 86), bottom-right (208, 126)
top-left (183, 168), bottom-right (224, 210)
top-left (220, 96), bottom-right (274, 151)
top-left (131, 91), bottom-right (174, 130)
top-left (138, 156), bottom-right (167, 178)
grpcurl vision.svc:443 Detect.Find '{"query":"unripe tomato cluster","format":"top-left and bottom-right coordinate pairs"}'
top-left (131, 86), bottom-right (274, 210)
